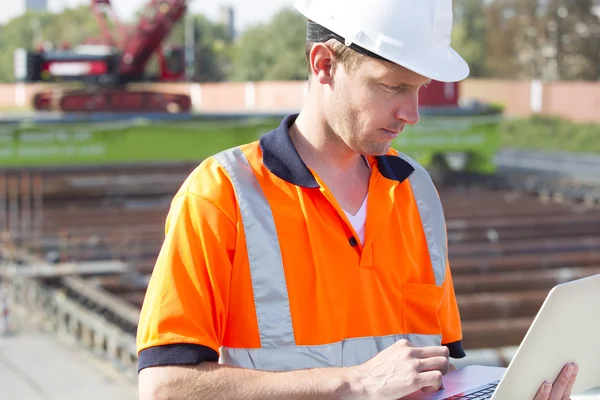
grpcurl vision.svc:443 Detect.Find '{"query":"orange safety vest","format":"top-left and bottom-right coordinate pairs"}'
top-left (213, 155), bottom-right (451, 370)
top-left (136, 114), bottom-right (464, 372)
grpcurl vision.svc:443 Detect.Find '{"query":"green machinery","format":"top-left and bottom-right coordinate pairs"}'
top-left (0, 110), bottom-right (501, 174)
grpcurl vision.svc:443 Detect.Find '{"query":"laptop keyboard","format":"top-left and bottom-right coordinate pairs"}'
top-left (442, 381), bottom-right (499, 399)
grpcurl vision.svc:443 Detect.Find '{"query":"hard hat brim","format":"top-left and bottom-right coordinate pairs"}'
top-left (366, 43), bottom-right (470, 83)
top-left (389, 46), bottom-right (471, 83)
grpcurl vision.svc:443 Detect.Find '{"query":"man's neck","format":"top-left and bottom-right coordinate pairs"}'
top-left (290, 108), bottom-right (365, 175)
top-left (290, 107), bottom-right (371, 214)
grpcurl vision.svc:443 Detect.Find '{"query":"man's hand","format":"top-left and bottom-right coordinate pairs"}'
top-left (533, 363), bottom-right (578, 400)
top-left (350, 339), bottom-right (449, 400)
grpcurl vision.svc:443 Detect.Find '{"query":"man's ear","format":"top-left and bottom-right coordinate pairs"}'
top-left (309, 43), bottom-right (335, 85)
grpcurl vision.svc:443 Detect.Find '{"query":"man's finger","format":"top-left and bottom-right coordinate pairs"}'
top-left (550, 363), bottom-right (576, 400)
top-left (415, 370), bottom-right (443, 391)
top-left (412, 345), bottom-right (449, 359)
top-left (533, 382), bottom-right (552, 400)
top-left (417, 356), bottom-right (449, 373)
top-left (560, 363), bottom-right (578, 400)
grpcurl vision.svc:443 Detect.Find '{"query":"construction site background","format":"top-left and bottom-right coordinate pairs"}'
top-left (0, 79), bottom-right (599, 123)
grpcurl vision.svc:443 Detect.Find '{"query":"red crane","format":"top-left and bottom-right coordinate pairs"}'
top-left (88, 0), bottom-right (132, 48)
top-left (15, 0), bottom-right (192, 113)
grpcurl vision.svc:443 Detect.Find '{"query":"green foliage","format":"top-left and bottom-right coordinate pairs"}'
top-left (43, 6), bottom-right (101, 45)
top-left (451, 0), bottom-right (488, 77)
top-left (165, 14), bottom-right (232, 82)
top-left (229, 8), bottom-right (307, 81)
top-left (0, 7), bottom-right (99, 82)
top-left (501, 116), bottom-right (600, 153)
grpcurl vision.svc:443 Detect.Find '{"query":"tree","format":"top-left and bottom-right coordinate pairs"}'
top-left (552, 0), bottom-right (600, 80)
top-left (473, 0), bottom-right (509, 78)
top-left (162, 14), bottom-right (232, 82)
top-left (228, 8), bottom-right (307, 81)
top-left (483, 0), bottom-right (600, 81)
top-left (0, 6), bottom-right (99, 82)
top-left (452, 0), bottom-right (489, 77)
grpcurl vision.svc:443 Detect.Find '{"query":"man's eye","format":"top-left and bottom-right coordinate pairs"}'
top-left (381, 84), bottom-right (405, 93)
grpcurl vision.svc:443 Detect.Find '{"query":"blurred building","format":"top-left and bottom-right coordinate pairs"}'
top-left (219, 5), bottom-right (236, 41)
top-left (26, 0), bottom-right (48, 12)
top-left (9, 0), bottom-right (48, 17)
top-left (0, 0), bottom-right (47, 25)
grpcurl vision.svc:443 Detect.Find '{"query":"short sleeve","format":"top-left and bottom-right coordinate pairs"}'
top-left (136, 180), bottom-right (236, 372)
top-left (439, 258), bottom-right (466, 359)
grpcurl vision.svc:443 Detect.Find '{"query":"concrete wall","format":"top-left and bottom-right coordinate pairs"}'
top-left (1, 80), bottom-right (599, 123)
top-left (543, 82), bottom-right (600, 123)
top-left (460, 79), bottom-right (532, 117)
top-left (460, 79), bottom-right (600, 123)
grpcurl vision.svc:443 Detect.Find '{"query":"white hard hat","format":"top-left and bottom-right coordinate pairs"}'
top-left (295, 0), bottom-right (470, 82)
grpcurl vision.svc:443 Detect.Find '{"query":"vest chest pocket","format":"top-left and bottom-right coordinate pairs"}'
top-left (402, 283), bottom-right (445, 336)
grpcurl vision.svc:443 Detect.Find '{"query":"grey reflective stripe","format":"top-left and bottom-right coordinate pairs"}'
top-left (220, 334), bottom-right (441, 371)
top-left (214, 147), bottom-right (295, 348)
top-left (395, 152), bottom-right (448, 287)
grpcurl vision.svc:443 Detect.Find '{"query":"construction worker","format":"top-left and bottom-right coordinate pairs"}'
top-left (136, 0), bottom-right (578, 398)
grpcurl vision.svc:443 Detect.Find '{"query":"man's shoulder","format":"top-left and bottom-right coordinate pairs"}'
top-left (177, 140), bottom-right (262, 200)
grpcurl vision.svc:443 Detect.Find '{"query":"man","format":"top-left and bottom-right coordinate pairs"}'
top-left (136, 0), bottom-right (578, 398)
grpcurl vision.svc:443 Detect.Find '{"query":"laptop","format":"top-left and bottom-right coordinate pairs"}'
top-left (404, 273), bottom-right (600, 400)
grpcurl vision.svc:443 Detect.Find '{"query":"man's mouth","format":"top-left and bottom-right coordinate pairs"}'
top-left (382, 125), bottom-right (404, 136)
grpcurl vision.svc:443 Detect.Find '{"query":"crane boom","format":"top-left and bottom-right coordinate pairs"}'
top-left (118, 0), bottom-right (188, 81)
top-left (91, 0), bottom-right (118, 48)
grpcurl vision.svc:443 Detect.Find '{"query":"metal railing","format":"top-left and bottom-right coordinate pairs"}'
top-left (1, 256), bottom-right (139, 381)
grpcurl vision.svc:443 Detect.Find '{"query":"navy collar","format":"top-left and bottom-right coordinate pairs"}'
top-left (259, 114), bottom-right (415, 188)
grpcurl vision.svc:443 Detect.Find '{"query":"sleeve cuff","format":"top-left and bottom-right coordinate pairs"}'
top-left (444, 340), bottom-right (466, 359)
top-left (137, 341), bottom-right (465, 371)
top-left (138, 343), bottom-right (219, 373)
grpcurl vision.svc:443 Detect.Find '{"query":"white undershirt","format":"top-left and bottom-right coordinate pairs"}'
top-left (342, 157), bottom-right (371, 245)
top-left (343, 195), bottom-right (368, 244)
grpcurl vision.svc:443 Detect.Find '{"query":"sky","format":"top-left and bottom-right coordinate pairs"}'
top-left (1, 0), bottom-right (297, 32)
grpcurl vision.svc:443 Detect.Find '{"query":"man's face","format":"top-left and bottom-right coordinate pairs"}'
top-left (323, 55), bottom-right (430, 156)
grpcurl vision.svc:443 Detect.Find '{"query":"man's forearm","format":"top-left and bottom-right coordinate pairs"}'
top-left (139, 361), bottom-right (364, 400)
